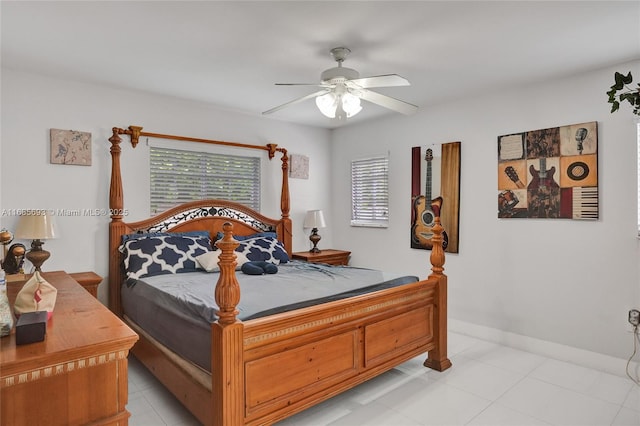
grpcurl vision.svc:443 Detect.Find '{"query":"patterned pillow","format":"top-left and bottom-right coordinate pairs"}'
top-left (121, 235), bottom-right (211, 279)
top-left (233, 236), bottom-right (289, 264)
top-left (122, 230), bottom-right (210, 244)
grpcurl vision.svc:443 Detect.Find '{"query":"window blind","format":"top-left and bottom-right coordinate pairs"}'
top-left (150, 146), bottom-right (260, 215)
top-left (351, 156), bottom-right (389, 227)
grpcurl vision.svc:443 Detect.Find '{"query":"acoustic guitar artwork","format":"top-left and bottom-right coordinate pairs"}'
top-left (412, 149), bottom-right (448, 249)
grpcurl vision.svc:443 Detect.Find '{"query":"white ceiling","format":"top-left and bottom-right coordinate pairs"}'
top-left (2, 1), bottom-right (639, 129)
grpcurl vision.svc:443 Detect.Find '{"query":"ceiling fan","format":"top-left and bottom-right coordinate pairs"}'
top-left (262, 47), bottom-right (418, 120)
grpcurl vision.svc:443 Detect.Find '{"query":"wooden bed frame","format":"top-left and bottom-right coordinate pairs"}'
top-left (107, 126), bottom-right (451, 426)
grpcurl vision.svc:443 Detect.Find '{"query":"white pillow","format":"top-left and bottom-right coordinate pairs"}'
top-left (196, 250), bottom-right (248, 272)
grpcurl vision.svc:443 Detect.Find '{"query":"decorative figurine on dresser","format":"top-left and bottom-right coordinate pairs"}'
top-left (0, 229), bottom-right (12, 256)
top-left (2, 243), bottom-right (26, 274)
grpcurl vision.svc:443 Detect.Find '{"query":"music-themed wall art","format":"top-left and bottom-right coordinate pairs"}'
top-left (497, 121), bottom-right (598, 220)
top-left (410, 141), bottom-right (461, 253)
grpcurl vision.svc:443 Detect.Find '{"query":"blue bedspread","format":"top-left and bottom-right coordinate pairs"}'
top-left (122, 260), bottom-right (418, 371)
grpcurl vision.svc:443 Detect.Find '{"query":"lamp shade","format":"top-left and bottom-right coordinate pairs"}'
top-left (303, 210), bottom-right (326, 229)
top-left (15, 213), bottom-right (58, 240)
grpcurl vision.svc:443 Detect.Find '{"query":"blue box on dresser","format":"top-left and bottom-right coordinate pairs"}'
top-left (15, 310), bottom-right (47, 345)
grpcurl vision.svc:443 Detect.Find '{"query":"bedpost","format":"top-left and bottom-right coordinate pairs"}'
top-left (109, 128), bottom-right (126, 316)
top-left (279, 149), bottom-right (293, 255)
top-left (279, 149), bottom-right (290, 219)
top-left (109, 128), bottom-right (124, 218)
top-left (424, 216), bottom-right (452, 371)
top-left (211, 222), bottom-right (244, 426)
top-left (428, 216), bottom-right (445, 278)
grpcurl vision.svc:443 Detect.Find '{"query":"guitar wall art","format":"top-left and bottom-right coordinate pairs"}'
top-left (497, 121), bottom-right (598, 220)
top-left (411, 142), bottom-right (461, 253)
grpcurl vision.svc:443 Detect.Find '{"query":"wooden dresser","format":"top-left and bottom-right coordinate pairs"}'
top-left (0, 271), bottom-right (138, 426)
top-left (6, 270), bottom-right (103, 298)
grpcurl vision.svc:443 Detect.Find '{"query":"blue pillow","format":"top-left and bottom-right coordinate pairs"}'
top-left (120, 234), bottom-right (211, 279)
top-left (241, 261), bottom-right (278, 275)
top-left (122, 230), bottom-right (210, 244)
top-left (215, 231), bottom-right (277, 243)
top-left (233, 236), bottom-right (289, 264)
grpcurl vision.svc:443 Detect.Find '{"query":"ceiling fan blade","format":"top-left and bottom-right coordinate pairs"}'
top-left (347, 74), bottom-right (410, 88)
top-left (262, 89), bottom-right (331, 115)
top-left (357, 89), bottom-right (418, 115)
top-left (275, 83), bottom-right (330, 87)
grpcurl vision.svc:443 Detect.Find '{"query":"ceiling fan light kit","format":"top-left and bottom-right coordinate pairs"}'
top-left (263, 46), bottom-right (418, 120)
top-left (315, 88), bottom-right (362, 120)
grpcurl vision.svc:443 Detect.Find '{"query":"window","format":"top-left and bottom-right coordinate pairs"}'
top-left (150, 146), bottom-right (260, 215)
top-left (351, 156), bottom-right (389, 227)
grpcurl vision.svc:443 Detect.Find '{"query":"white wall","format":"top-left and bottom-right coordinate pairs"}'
top-left (0, 69), bottom-right (332, 301)
top-left (331, 60), bottom-right (640, 360)
top-left (3, 62), bottom-right (640, 363)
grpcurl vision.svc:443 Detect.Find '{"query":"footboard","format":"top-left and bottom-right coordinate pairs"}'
top-left (242, 278), bottom-right (443, 424)
top-left (211, 221), bottom-right (450, 426)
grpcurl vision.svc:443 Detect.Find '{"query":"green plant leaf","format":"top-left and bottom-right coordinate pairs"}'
top-left (614, 71), bottom-right (633, 89)
top-left (611, 101), bottom-right (620, 113)
top-left (607, 71), bottom-right (640, 115)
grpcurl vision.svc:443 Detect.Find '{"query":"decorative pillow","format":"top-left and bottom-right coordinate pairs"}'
top-left (241, 261), bottom-right (278, 275)
top-left (195, 250), bottom-right (249, 272)
top-left (122, 230), bottom-right (210, 244)
top-left (234, 236), bottom-right (289, 264)
top-left (121, 235), bottom-right (211, 279)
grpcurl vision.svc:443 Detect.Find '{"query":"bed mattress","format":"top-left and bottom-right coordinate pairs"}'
top-left (122, 260), bottom-right (418, 371)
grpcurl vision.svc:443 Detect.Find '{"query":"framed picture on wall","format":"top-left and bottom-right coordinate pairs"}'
top-left (497, 121), bottom-right (598, 219)
top-left (410, 141), bottom-right (461, 253)
top-left (50, 128), bottom-right (92, 166)
top-left (289, 154), bottom-right (309, 179)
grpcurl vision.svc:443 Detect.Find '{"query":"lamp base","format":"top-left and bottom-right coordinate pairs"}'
top-left (26, 239), bottom-right (50, 272)
top-left (309, 228), bottom-right (321, 253)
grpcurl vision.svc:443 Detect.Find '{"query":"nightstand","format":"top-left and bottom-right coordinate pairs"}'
top-left (292, 249), bottom-right (351, 266)
top-left (69, 271), bottom-right (103, 298)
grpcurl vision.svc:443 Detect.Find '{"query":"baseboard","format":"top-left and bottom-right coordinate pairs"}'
top-left (449, 318), bottom-right (639, 378)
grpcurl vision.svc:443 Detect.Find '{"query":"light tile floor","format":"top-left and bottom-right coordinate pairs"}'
top-left (127, 332), bottom-right (640, 426)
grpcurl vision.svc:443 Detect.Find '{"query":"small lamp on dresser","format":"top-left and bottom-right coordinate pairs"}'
top-left (15, 212), bottom-right (58, 272)
top-left (303, 209), bottom-right (326, 253)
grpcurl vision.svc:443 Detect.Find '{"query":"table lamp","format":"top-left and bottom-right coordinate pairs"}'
top-left (303, 210), bottom-right (326, 253)
top-left (15, 213), bottom-right (58, 272)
